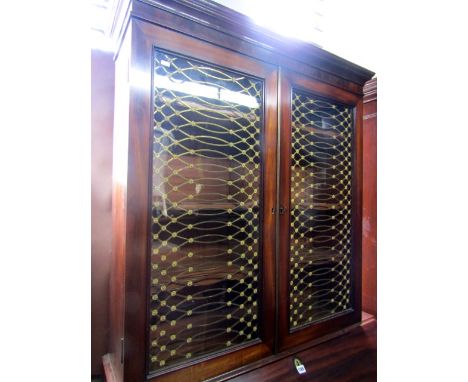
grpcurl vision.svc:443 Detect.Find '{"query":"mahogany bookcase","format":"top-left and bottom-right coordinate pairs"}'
top-left (104, 1), bottom-right (375, 381)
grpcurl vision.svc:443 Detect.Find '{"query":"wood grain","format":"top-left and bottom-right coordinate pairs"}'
top-left (362, 78), bottom-right (377, 316)
top-left (110, 1), bottom-right (374, 95)
top-left (108, 26), bottom-right (133, 382)
top-left (104, 2), bottom-right (375, 380)
top-left (106, 18), bottom-right (280, 382)
top-left (225, 318), bottom-right (376, 382)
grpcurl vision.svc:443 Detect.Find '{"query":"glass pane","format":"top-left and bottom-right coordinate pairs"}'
top-left (289, 89), bottom-right (353, 330)
top-left (149, 49), bottom-right (263, 372)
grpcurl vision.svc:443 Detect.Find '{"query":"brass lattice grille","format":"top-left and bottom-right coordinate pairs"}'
top-left (149, 49), bottom-right (263, 372)
top-left (289, 89), bottom-right (353, 330)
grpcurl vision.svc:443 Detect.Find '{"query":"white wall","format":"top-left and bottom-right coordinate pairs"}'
top-left (213, 0), bottom-right (377, 73)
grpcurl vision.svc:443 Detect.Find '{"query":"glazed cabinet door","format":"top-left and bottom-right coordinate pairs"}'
top-left (277, 70), bottom-right (363, 351)
top-left (124, 19), bottom-right (277, 381)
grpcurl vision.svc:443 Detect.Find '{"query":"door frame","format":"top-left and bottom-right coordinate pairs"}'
top-left (276, 68), bottom-right (363, 351)
top-left (124, 18), bottom-right (279, 381)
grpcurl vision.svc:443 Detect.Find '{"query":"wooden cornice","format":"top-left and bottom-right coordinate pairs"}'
top-left (363, 78), bottom-right (377, 103)
top-left (109, 0), bottom-right (375, 89)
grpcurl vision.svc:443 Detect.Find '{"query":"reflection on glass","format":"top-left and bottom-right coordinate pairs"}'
top-left (289, 89), bottom-right (353, 330)
top-left (149, 49), bottom-right (263, 372)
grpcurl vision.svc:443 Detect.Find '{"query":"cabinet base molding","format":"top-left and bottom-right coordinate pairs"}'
top-left (208, 313), bottom-right (375, 382)
top-left (103, 313), bottom-right (375, 382)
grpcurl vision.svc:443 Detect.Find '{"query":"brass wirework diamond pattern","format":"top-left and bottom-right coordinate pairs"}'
top-left (149, 49), bottom-right (262, 372)
top-left (289, 89), bottom-right (353, 330)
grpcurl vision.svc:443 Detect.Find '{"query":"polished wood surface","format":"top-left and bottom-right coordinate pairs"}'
top-left (104, 1), bottom-right (375, 380)
top-left (120, 19), bottom-right (153, 382)
top-left (362, 78), bottom-right (377, 316)
top-left (108, 30), bottom-right (133, 382)
top-left (106, 17), bottom-right (280, 382)
top-left (224, 316), bottom-right (376, 382)
top-left (110, 0), bottom-right (373, 95)
top-left (91, 49), bottom-right (115, 376)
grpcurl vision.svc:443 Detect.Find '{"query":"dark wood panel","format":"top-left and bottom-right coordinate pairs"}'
top-left (362, 78), bottom-right (377, 316)
top-left (277, 68), bottom-right (293, 351)
top-left (107, 25), bottom-right (134, 382)
top-left (108, 18), bottom-right (280, 382)
top-left (103, 2), bottom-right (375, 380)
top-left (119, 19), bottom-right (154, 382)
top-left (261, 59), bottom-right (279, 354)
top-left (110, 0), bottom-right (374, 94)
top-left (91, 49), bottom-right (115, 376)
top-left (225, 318), bottom-right (376, 382)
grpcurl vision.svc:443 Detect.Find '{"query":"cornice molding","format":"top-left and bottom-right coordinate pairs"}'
top-left (109, 0), bottom-right (375, 87)
top-left (363, 78), bottom-right (377, 103)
